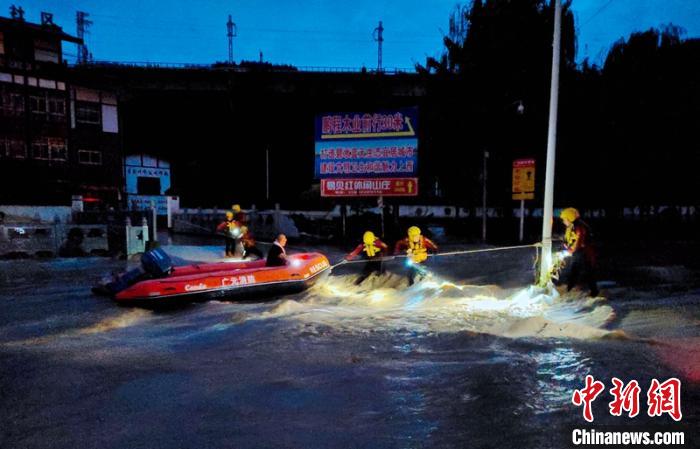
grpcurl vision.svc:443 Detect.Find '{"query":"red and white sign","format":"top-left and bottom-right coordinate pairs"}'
top-left (321, 178), bottom-right (418, 197)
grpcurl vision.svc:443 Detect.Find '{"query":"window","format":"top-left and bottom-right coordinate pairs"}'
top-left (11, 93), bottom-right (24, 114)
top-left (78, 149), bottom-right (102, 165)
top-left (75, 101), bottom-right (101, 124)
top-left (49, 138), bottom-right (67, 161)
top-left (6, 139), bottom-right (26, 158)
top-left (32, 139), bottom-right (49, 159)
top-left (48, 96), bottom-right (65, 121)
top-left (0, 90), bottom-right (24, 116)
top-left (26, 93), bottom-right (65, 122)
top-left (31, 138), bottom-right (66, 162)
top-left (29, 95), bottom-right (47, 120)
top-left (34, 38), bottom-right (60, 63)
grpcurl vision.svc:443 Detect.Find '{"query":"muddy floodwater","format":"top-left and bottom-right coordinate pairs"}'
top-left (1, 243), bottom-right (699, 448)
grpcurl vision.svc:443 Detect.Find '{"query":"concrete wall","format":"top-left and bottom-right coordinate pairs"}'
top-left (0, 205), bottom-right (73, 224)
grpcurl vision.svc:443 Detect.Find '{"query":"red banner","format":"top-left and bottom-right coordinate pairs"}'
top-left (321, 178), bottom-right (418, 197)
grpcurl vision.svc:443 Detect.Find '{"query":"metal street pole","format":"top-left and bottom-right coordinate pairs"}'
top-left (378, 195), bottom-right (385, 237)
top-left (519, 199), bottom-right (525, 242)
top-left (482, 150), bottom-right (489, 242)
top-left (265, 147), bottom-right (270, 202)
top-left (539, 0), bottom-right (562, 285)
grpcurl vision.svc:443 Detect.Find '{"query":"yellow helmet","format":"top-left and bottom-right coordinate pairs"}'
top-left (225, 211), bottom-right (234, 219)
top-left (363, 231), bottom-right (376, 245)
top-left (232, 204), bottom-right (241, 213)
top-left (407, 226), bottom-right (421, 238)
top-left (560, 207), bottom-right (579, 222)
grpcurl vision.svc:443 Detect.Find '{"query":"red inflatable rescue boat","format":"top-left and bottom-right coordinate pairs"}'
top-left (102, 251), bottom-right (330, 306)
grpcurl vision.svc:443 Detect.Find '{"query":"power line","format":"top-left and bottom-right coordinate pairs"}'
top-left (580, 0), bottom-right (616, 27)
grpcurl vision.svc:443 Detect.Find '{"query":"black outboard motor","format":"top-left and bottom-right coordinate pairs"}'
top-left (140, 247), bottom-right (173, 277)
top-left (93, 248), bottom-right (173, 297)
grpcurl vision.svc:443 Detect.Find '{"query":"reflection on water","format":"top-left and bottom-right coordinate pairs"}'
top-left (533, 347), bottom-right (591, 414)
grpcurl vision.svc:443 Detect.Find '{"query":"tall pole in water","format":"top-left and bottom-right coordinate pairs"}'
top-left (539, 0), bottom-right (562, 285)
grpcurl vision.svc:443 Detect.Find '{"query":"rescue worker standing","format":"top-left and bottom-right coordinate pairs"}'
top-left (394, 226), bottom-right (438, 286)
top-left (216, 211), bottom-right (240, 257)
top-left (345, 231), bottom-right (389, 285)
top-left (231, 204), bottom-right (247, 225)
top-left (560, 207), bottom-right (599, 297)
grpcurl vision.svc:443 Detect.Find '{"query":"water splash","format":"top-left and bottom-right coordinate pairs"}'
top-left (255, 273), bottom-right (616, 339)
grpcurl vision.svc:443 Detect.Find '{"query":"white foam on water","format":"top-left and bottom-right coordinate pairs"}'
top-left (253, 273), bottom-right (616, 339)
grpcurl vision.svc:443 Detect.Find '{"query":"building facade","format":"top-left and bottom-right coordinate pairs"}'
top-left (0, 9), bottom-right (122, 207)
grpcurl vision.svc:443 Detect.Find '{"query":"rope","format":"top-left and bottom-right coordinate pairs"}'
top-left (332, 243), bottom-right (540, 268)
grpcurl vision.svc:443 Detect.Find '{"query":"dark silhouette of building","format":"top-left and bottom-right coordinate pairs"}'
top-left (0, 10), bottom-right (122, 207)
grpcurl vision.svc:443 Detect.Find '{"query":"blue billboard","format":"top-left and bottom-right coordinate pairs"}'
top-left (314, 107), bottom-right (418, 179)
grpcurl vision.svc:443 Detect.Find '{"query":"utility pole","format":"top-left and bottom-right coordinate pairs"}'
top-left (539, 0), bottom-right (562, 285)
top-left (482, 150), bottom-right (488, 242)
top-left (372, 21), bottom-right (384, 72)
top-left (227, 15), bottom-right (237, 65)
top-left (265, 147), bottom-right (270, 201)
top-left (76, 11), bottom-right (92, 64)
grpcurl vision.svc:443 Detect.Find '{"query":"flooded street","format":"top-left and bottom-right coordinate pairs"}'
top-left (1, 245), bottom-right (698, 448)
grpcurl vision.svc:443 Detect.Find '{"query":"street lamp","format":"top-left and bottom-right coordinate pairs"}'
top-left (539, 0), bottom-right (562, 285)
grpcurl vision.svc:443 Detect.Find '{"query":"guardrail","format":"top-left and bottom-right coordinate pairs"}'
top-left (0, 224), bottom-right (109, 257)
top-left (79, 60), bottom-right (415, 74)
top-left (173, 207), bottom-right (299, 239)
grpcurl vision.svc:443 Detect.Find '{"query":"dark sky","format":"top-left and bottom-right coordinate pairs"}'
top-left (5, 0), bottom-right (700, 68)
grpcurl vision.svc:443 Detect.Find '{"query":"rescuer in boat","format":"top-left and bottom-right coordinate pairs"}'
top-left (240, 225), bottom-right (264, 259)
top-left (394, 226), bottom-right (438, 286)
top-left (559, 207), bottom-right (599, 297)
top-left (216, 211), bottom-right (241, 257)
top-left (345, 230), bottom-right (389, 285)
top-left (231, 204), bottom-right (247, 225)
top-left (266, 234), bottom-right (288, 267)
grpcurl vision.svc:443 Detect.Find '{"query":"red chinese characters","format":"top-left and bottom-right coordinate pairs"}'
top-left (572, 375), bottom-right (606, 422)
top-left (572, 376), bottom-right (683, 422)
top-left (321, 113), bottom-right (407, 135)
top-left (647, 378), bottom-right (682, 421)
top-left (609, 377), bottom-right (641, 418)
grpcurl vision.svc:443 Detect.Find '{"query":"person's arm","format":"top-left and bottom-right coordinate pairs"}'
top-left (376, 240), bottom-right (389, 252)
top-left (424, 238), bottom-right (439, 252)
top-left (569, 227), bottom-right (584, 253)
top-left (346, 244), bottom-right (364, 260)
top-left (216, 221), bottom-right (227, 232)
top-left (394, 239), bottom-right (408, 255)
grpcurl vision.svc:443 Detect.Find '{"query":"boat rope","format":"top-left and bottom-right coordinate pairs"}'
top-left (331, 243), bottom-right (540, 269)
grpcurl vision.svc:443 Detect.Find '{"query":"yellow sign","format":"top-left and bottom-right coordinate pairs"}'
top-left (512, 158), bottom-right (535, 201)
top-left (512, 192), bottom-right (535, 200)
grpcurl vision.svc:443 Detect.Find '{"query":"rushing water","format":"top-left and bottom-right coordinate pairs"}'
top-left (0, 247), bottom-right (698, 448)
